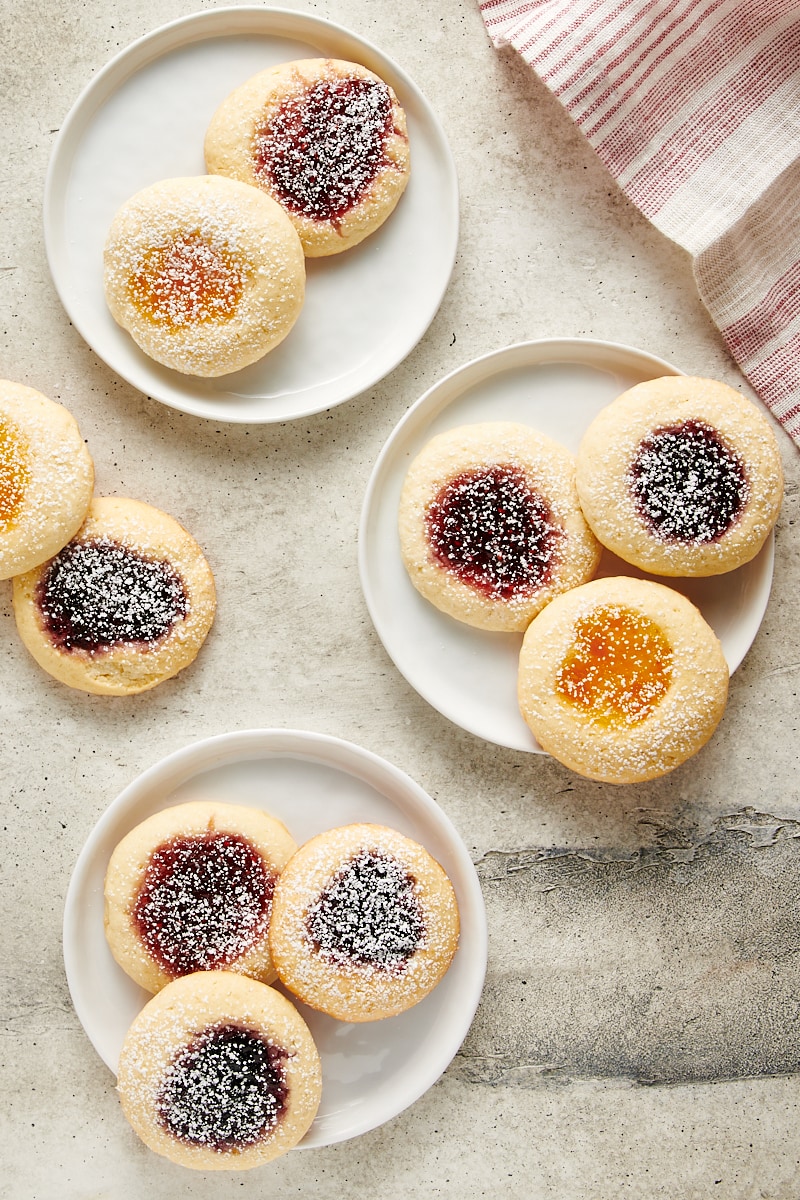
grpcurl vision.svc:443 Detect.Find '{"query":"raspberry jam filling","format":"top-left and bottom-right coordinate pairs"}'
top-left (556, 604), bottom-right (673, 726)
top-left (129, 232), bottom-right (246, 327)
top-left (0, 417), bottom-right (30, 529)
top-left (628, 419), bottom-right (749, 544)
top-left (306, 849), bottom-right (424, 972)
top-left (133, 832), bottom-right (273, 976)
top-left (425, 464), bottom-right (563, 600)
top-left (254, 75), bottom-right (395, 222)
top-left (157, 1023), bottom-right (289, 1150)
top-left (36, 536), bottom-right (188, 652)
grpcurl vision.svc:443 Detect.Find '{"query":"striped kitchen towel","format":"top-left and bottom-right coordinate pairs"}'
top-left (479, 0), bottom-right (800, 447)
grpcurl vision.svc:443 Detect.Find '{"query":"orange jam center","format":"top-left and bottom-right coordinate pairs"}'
top-left (555, 603), bottom-right (673, 726)
top-left (0, 417), bottom-right (31, 529)
top-left (129, 232), bottom-right (245, 327)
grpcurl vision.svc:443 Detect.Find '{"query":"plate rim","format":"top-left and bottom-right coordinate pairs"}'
top-left (358, 336), bottom-right (776, 751)
top-left (43, 5), bottom-right (460, 424)
top-left (62, 727), bottom-right (488, 1148)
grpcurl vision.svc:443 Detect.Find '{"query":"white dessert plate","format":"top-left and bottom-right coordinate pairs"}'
top-left (62, 729), bottom-right (487, 1148)
top-left (359, 338), bottom-right (775, 753)
top-left (44, 7), bottom-right (458, 423)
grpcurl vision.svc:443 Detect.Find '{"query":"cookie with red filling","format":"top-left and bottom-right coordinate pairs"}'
top-left (269, 823), bottom-right (459, 1022)
top-left (11, 496), bottom-right (215, 694)
top-left (105, 801), bottom-right (298, 993)
top-left (116, 972), bottom-right (322, 1170)
top-left (205, 58), bottom-right (410, 256)
top-left (575, 376), bottom-right (783, 576)
top-left (398, 422), bottom-right (601, 632)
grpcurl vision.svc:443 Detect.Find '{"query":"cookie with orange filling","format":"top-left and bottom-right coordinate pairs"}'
top-left (517, 576), bottom-right (729, 783)
top-left (103, 175), bottom-right (305, 376)
top-left (0, 380), bottom-right (94, 580)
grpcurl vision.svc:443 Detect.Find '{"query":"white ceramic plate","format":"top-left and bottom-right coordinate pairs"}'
top-left (63, 729), bottom-right (487, 1148)
top-left (358, 339), bottom-right (775, 753)
top-left (44, 7), bottom-right (458, 423)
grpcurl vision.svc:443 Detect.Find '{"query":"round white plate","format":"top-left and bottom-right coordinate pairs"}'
top-left (358, 338), bottom-right (775, 753)
top-left (44, 7), bottom-right (458, 423)
top-left (63, 729), bottom-right (486, 1148)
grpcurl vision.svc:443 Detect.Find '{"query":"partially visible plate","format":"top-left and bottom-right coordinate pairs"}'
top-left (44, 7), bottom-right (458, 423)
top-left (358, 339), bottom-right (775, 753)
top-left (62, 729), bottom-right (487, 1148)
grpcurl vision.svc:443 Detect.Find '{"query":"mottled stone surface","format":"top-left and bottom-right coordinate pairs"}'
top-left (2, 1), bottom-right (800, 1198)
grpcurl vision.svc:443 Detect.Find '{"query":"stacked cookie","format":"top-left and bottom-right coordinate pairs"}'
top-left (104, 58), bottom-right (410, 377)
top-left (104, 800), bottom-right (459, 1170)
top-left (0, 379), bottom-right (215, 694)
top-left (398, 376), bottom-right (784, 783)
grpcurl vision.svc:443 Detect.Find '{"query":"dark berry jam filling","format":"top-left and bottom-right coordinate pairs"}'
top-left (628, 419), bottom-right (749, 544)
top-left (133, 832), bottom-right (272, 976)
top-left (157, 1023), bottom-right (288, 1151)
top-left (306, 849), bottom-right (424, 971)
top-left (424, 464), bottom-right (563, 600)
top-left (36, 536), bottom-right (188, 652)
top-left (254, 75), bottom-right (395, 222)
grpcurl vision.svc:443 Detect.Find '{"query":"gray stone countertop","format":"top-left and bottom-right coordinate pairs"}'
top-left (2, 1), bottom-right (799, 1197)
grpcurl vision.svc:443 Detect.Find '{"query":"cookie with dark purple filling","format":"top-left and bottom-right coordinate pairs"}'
top-left (575, 376), bottom-right (784, 576)
top-left (11, 496), bottom-right (215, 694)
top-left (205, 58), bottom-right (410, 257)
top-left (269, 823), bottom-right (460, 1022)
top-left (398, 422), bottom-right (601, 632)
top-left (116, 971), bottom-right (322, 1170)
top-left (105, 802), bottom-right (298, 994)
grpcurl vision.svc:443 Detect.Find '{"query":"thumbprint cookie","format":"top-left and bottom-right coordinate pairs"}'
top-left (0, 380), bottom-right (94, 580)
top-left (518, 576), bottom-right (729, 784)
top-left (576, 376), bottom-right (783, 576)
top-left (103, 175), bottom-right (305, 376)
top-left (117, 972), bottom-right (322, 1170)
top-left (12, 496), bottom-right (216, 695)
top-left (398, 422), bottom-right (601, 632)
top-left (104, 802), bottom-right (298, 994)
top-left (205, 58), bottom-right (410, 256)
top-left (269, 823), bottom-right (460, 1022)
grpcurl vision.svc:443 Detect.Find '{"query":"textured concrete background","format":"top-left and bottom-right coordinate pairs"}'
top-left (2, 1), bottom-right (800, 1197)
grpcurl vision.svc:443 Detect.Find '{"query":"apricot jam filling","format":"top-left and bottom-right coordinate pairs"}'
top-left (424, 464), bottom-right (562, 600)
top-left (254, 75), bottom-right (395, 222)
top-left (128, 232), bottom-right (246, 327)
top-left (555, 604), bottom-right (673, 726)
top-left (0, 417), bottom-right (31, 529)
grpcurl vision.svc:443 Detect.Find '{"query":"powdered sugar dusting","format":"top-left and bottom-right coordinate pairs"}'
top-left (37, 535), bottom-right (188, 652)
top-left (628, 419), bottom-right (750, 544)
top-left (425, 463), bottom-right (564, 601)
top-left (130, 232), bottom-right (246, 328)
top-left (305, 849), bottom-right (424, 972)
top-left (0, 416), bottom-right (31, 528)
top-left (133, 833), bottom-right (273, 977)
top-left (156, 1022), bottom-right (288, 1150)
top-left (254, 75), bottom-right (395, 222)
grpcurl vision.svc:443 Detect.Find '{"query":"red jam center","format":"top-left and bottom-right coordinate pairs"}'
top-left (36, 536), bottom-right (188, 652)
top-left (157, 1023), bottom-right (289, 1150)
top-left (0, 417), bottom-right (30, 529)
top-left (306, 849), bottom-right (424, 972)
top-left (425, 464), bottom-right (563, 600)
top-left (129, 232), bottom-right (245, 327)
top-left (556, 604), bottom-right (673, 726)
top-left (254, 75), bottom-right (394, 222)
top-left (133, 832), bottom-right (273, 977)
top-left (628, 419), bottom-right (749, 543)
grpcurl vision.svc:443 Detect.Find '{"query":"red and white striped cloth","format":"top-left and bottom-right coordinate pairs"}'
top-left (479, 0), bottom-right (800, 447)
